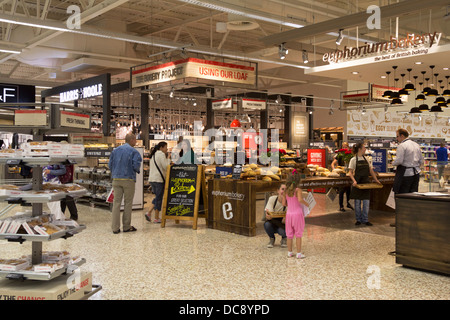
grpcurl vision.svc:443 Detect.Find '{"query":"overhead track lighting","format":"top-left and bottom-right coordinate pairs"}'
top-left (335, 29), bottom-right (344, 45)
top-left (302, 50), bottom-right (309, 64)
top-left (278, 42), bottom-right (288, 60)
top-left (275, 95), bottom-right (282, 104)
top-left (180, 47), bottom-right (188, 58)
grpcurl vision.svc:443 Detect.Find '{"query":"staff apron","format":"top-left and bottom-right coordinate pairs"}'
top-left (350, 156), bottom-right (371, 200)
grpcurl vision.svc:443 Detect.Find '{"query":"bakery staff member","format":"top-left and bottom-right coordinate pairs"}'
top-left (262, 183), bottom-right (287, 248)
top-left (348, 143), bottom-right (381, 226)
top-left (392, 128), bottom-right (423, 194)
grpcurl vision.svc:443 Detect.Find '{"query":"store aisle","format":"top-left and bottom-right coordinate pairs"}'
top-left (0, 193), bottom-right (448, 300)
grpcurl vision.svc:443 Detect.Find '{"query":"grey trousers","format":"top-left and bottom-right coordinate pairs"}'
top-left (111, 179), bottom-right (135, 232)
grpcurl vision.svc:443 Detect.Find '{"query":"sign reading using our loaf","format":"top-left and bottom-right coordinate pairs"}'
top-left (161, 164), bottom-right (207, 230)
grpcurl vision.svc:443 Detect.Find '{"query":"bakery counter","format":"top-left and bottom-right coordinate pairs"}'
top-left (207, 174), bottom-right (396, 237)
top-left (395, 193), bottom-right (450, 275)
top-left (299, 173), bottom-right (395, 213)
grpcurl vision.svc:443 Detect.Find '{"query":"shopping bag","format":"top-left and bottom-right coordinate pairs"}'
top-left (106, 189), bottom-right (114, 203)
top-left (47, 201), bottom-right (64, 220)
top-left (385, 188), bottom-right (395, 209)
top-left (326, 187), bottom-right (337, 202)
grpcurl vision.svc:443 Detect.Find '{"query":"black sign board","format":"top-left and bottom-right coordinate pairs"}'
top-left (0, 83), bottom-right (35, 107)
top-left (232, 165), bottom-right (242, 179)
top-left (85, 148), bottom-right (112, 158)
top-left (161, 164), bottom-right (207, 229)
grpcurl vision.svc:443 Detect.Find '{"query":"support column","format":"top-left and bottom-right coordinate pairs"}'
top-left (283, 95), bottom-right (292, 147)
top-left (141, 92), bottom-right (149, 149)
top-left (102, 74), bottom-right (111, 137)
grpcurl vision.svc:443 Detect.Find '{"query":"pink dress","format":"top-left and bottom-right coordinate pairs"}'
top-left (285, 190), bottom-right (305, 239)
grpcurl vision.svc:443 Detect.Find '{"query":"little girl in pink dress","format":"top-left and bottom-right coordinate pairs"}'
top-left (281, 172), bottom-right (309, 259)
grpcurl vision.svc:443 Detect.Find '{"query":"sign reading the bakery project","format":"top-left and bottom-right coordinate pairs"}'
top-left (347, 109), bottom-right (450, 140)
top-left (131, 58), bottom-right (256, 88)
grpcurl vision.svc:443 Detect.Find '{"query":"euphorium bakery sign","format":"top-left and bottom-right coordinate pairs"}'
top-left (131, 58), bottom-right (256, 88)
top-left (323, 32), bottom-right (442, 64)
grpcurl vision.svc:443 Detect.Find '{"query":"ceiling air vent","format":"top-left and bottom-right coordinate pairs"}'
top-left (226, 13), bottom-right (259, 31)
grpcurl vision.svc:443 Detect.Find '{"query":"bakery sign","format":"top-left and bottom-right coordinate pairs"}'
top-left (347, 109), bottom-right (450, 139)
top-left (323, 32), bottom-right (442, 64)
top-left (131, 58), bottom-right (256, 88)
top-left (60, 110), bottom-right (90, 129)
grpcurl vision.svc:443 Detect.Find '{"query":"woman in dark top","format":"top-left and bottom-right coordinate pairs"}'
top-left (348, 143), bottom-right (381, 226)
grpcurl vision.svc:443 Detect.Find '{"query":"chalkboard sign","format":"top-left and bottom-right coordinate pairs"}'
top-left (161, 164), bottom-right (207, 230)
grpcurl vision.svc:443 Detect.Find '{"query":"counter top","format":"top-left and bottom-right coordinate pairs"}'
top-left (395, 192), bottom-right (450, 202)
top-left (211, 173), bottom-right (395, 189)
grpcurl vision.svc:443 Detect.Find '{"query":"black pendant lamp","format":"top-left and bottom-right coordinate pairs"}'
top-left (437, 102), bottom-right (447, 108)
top-left (418, 103), bottom-right (430, 111)
top-left (398, 73), bottom-right (409, 97)
top-left (404, 69), bottom-right (415, 91)
top-left (382, 71), bottom-right (392, 98)
top-left (423, 77), bottom-right (431, 95)
top-left (416, 71), bottom-right (427, 101)
top-left (409, 75), bottom-right (421, 114)
top-left (430, 105), bottom-right (443, 112)
top-left (423, 66), bottom-right (435, 95)
top-left (426, 66), bottom-right (439, 96)
top-left (443, 76), bottom-right (450, 97)
top-left (391, 77), bottom-right (402, 105)
top-left (427, 73), bottom-right (439, 97)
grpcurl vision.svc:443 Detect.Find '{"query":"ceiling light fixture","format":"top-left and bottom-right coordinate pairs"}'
top-left (0, 48), bottom-right (21, 54)
top-left (275, 95), bottom-right (282, 104)
top-left (169, 87), bottom-right (174, 98)
top-left (443, 76), bottom-right (450, 97)
top-left (302, 50), bottom-right (309, 64)
top-left (279, 42), bottom-right (288, 60)
top-left (336, 29), bottom-right (344, 45)
top-left (404, 69), bottom-right (415, 91)
top-left (180, 47), bottom-right (188, 58)
top-left (382, 71), bottom-right (392, 98)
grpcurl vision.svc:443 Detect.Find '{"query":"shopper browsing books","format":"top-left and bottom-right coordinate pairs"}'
top-left (108, 134), bottom-right (143, 234)
top-left (280, 172), bottom-right (308, 259)
top-left (348, 143), bottom-right (381, 226)
top-left (262, 183), bottom-right (287, 248)
top-left (146, 141), bottom-right (170, 223)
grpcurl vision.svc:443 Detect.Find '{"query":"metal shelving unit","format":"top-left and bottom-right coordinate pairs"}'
top-left (0, 156), bottom-right (101, 298)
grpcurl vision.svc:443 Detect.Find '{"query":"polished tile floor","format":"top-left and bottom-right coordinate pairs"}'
top-left (0, 187), bottom-right (449, 300)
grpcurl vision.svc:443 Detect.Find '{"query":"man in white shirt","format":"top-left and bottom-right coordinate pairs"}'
top-left (262, 183), bottom-right (287, 248)
top-left (392, 128), bottom-right (423, 194)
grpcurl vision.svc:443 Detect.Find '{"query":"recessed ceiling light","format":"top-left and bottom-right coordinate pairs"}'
top-left (443, 67), bottom-right (449, 70)
top-left (352, 71), bottom-right (359, 74)
top-left (381, 75), bottom-right (387, 79)
top-left (415, 62), bottom-right (422, 65)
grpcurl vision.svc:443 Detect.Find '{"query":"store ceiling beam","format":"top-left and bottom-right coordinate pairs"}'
top-left (0, 11), bottom-right (310, 70)
top-left (260, 0), bottom-right (450, 46)
top-left (0, 0), bottom-right (131, 63)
